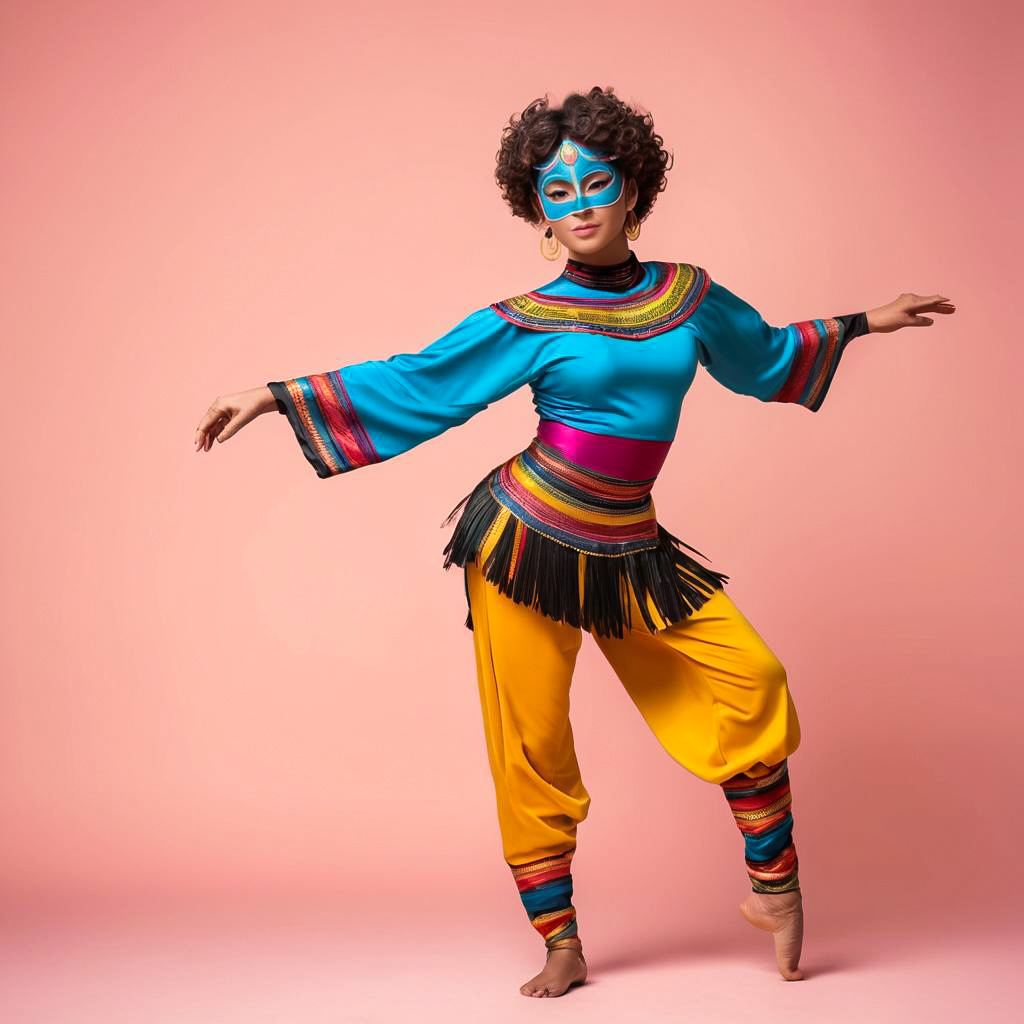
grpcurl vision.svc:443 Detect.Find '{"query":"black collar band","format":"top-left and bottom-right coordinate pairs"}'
top-left (561, 251), bottom-right (644, 292)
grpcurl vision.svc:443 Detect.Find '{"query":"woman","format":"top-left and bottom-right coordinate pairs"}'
top-left (194, 87), bottom-right (954, 997)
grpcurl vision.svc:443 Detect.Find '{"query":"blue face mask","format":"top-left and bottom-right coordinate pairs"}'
top-left (533, 137), bottom-right (624, 222)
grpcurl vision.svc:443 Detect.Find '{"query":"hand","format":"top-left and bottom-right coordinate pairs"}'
top-left (866, 293), bottom-right (956, 334)
top-left (195, 385), bottom-right (277, 453)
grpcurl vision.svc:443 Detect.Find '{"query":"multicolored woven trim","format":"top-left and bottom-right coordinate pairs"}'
top-left (267, 373), bottom-right (379, 477)
top-left (492, 439), bottom-right (661, 557)
top-left (510, 850), bottom-right (580, 950)
top-left (772, 318), bottom-right (852, 412)
top-left (721, 759), bottom-right (800, 894)
top-left (442, 436), bottom-right (729, 638)
top-left (489, 262), bottom-right (710, 340)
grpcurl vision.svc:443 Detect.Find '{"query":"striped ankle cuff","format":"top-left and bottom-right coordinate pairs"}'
top-left (509, 849), bottom-right (580, 949)
top-left (721, 759), bottom-right (801, 894)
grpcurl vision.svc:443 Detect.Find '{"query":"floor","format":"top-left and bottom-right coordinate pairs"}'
top-left (1, 901), bottom-right (1016, 1023)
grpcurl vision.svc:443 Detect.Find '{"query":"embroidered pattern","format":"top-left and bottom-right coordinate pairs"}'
top-left (268, 372), bottom-right (379, 477)
top-left (489, 262), bottom-right (711, 340)
top-left (721, 759), bottom-right (800, 894)
top-left (510, 850), bottom-right (580, 950)
top-left (772, 318), bottom-right (848, 411)
top-left (492, 440), bottom-right (662, 556)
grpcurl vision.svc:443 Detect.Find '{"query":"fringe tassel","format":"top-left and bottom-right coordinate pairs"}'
top-left (441, 473), bottom-right (730, 639)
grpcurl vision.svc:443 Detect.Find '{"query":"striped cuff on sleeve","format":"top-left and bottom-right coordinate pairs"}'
top-left (771, 312), bottom-right (869, 412)
top-left (267, 372), bottom-right (379, 477)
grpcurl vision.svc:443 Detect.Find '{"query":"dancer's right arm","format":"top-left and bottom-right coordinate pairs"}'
top-left (195, 306), bottom-right (551, 477)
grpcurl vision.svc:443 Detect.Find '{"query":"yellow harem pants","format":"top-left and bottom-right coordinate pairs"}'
top-left (465, 554), bottom-right (802, 950)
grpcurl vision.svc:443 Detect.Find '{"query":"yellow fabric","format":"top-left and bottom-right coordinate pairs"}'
top-left (466, 559), bottom-right (801, 866)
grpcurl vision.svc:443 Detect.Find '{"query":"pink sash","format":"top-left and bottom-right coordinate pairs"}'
top-left (536, 418), bottom-right (672, 481)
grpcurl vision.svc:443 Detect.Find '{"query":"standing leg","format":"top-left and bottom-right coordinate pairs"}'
top-left (589, 583), bottom-right (805, 979)
top-left (465, 559), bottom-right (589, 996)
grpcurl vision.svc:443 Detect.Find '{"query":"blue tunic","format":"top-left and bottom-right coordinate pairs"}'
top-left (268, 256), bottom-right (868, 478)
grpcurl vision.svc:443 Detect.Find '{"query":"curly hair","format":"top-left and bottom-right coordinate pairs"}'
top-left (495, 86), bottom-right (673, 227)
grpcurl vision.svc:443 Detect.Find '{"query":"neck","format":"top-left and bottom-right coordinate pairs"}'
top-left (565, 236), bottom-right (632, 265)
top-left (561, 248), bottom-right (643, 292)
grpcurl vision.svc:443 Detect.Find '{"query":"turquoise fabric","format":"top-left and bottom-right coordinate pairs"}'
top-left (336, 261), bottom-right (813, 463)
top-left (693, 279), bottom-right (809, 402)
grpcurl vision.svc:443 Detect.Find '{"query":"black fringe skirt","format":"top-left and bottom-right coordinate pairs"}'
top-left (440, 436), bottom-right (730, 639)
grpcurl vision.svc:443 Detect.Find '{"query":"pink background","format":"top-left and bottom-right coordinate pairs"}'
top-left (2, 1), bottom-right (1020, 1020)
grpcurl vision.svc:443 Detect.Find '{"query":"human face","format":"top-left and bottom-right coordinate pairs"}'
top-left (533, 137), bottom-right (637, 260)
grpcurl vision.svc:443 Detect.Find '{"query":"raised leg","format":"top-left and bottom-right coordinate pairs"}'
top-left (724, 757), bottom-right (804, 979)
top-left (590, 583), bottom-right (805, 979)
top-left (721, 758), bottom-right (799, 894)
top-left (589, 585), bottom-right (801, 785)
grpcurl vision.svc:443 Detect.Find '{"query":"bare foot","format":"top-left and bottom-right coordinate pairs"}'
top-left (738, 889), bottom-right (804, 980)
top-left (519, 939), bottom-right (588, 997)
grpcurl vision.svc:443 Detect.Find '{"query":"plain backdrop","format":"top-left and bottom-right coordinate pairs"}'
top-left (1, 1), bottom-right (1021, 1021)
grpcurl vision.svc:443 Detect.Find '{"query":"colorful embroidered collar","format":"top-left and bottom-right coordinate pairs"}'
top-left (490, 262), bottom-right (711, 340)
top-left (562, 252), bottom-right (645, 292)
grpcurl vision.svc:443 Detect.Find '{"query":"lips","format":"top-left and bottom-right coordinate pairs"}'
top-left (572, 224), bottom-right (598, 234)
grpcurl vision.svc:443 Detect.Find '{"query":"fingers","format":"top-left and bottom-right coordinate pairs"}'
top-left (903, 293), bottom-right (957, 321)
top-left (906, 293), bottom-right (956, 309)
top-left (198, 420), bottom-right (221, 451)
top-left (195, 419), bottom-right (220, 452)
top-left (217, 413), bottom-right (243, 443)
top-left (194, 423), bottom-right (217, 452)
top-left (196, 403), bottom-right (225, 436)
top-left (912, 303), bottom-right (954, 316)
top-left (195, 402), bottom-right (232, 452)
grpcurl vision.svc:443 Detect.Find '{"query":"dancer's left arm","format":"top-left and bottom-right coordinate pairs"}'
top-left (693, 279), bottom-right (955, 411)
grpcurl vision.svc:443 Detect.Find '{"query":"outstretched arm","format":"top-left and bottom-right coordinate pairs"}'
top-left (195, 306), bottom-right (551, 476)
top-left (693, 280), bottom-right (955, 411)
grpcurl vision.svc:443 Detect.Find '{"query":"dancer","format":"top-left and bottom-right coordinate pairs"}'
top-left (195, 87), bottom-right (954, 997)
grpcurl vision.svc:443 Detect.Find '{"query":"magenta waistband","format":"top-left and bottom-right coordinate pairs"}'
top-left (535, 418), bottom-right (672, 480)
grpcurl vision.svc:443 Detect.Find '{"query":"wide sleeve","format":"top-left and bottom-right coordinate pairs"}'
top-left (692, 279), bottom-right (871, 412)
top-left (267, 306), bottom-right (550, 478)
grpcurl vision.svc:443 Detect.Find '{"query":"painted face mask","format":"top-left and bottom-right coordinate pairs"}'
top-left (533, 137), bottom-right (624, 222)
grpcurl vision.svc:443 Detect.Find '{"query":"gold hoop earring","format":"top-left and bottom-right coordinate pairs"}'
top-left (540, 225), bottom-right (562, 261)
top-left (624, 210), bottom-right (641, 241)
